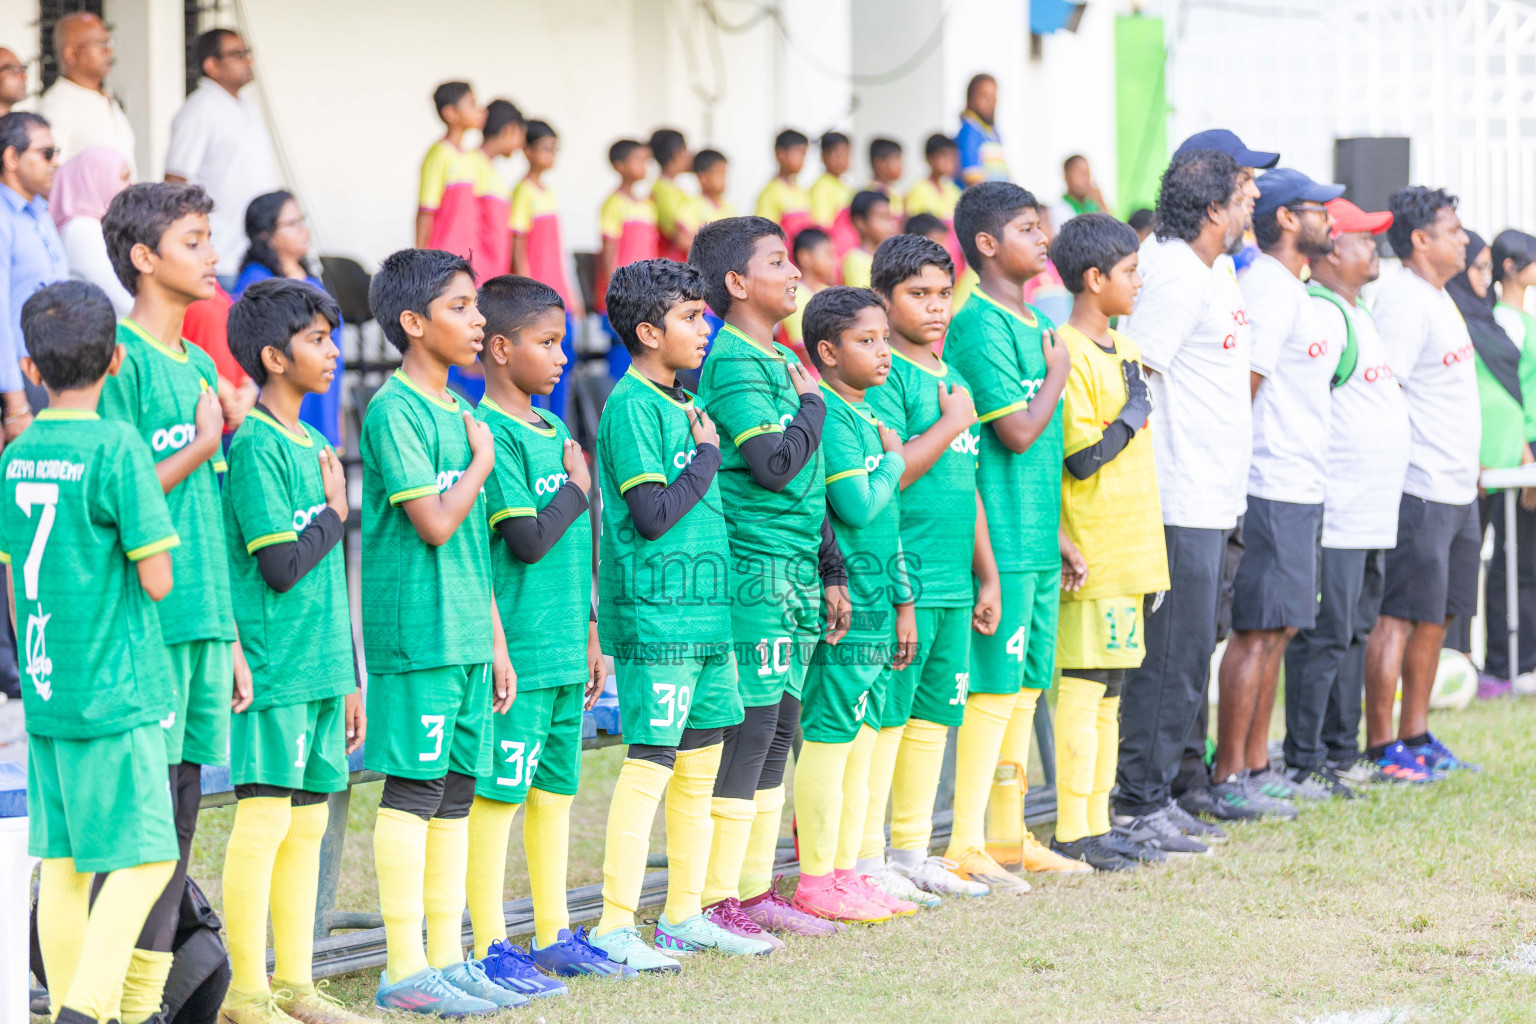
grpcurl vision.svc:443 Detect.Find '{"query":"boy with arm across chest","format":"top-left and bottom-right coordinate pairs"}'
top-left (11, 281), bottom-right (180, 1024)
top-left (98, 183), bottom-right (245, 1022)
top-left (361, 249), bottom-right (520, 1016)
top-left (691, 216), bottom-right (852, 940)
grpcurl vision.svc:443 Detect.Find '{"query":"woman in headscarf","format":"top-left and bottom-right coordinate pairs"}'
top-left (1448, 231), bottom-right (1536, 692)
top-left (232, 190), bottom-right (346, 445)
top-left (51, 146), bottom-right (132, 314)
top-left (1474, 230), bottom-right (1536, 691)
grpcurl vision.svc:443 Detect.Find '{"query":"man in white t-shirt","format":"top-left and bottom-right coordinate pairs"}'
top-left (1282, 198), bottom-right (1413, 790)
top-left (1367, 186), bottom-right (1480, 778)
top-left (1214, 169), bottom-right (1344, 811)
top-left (164, 29), bottom-right (279, 283)
top-left (1114, 147), bottom-right (1260, 844)
top-left (36, 13), bottom-right (136, 176)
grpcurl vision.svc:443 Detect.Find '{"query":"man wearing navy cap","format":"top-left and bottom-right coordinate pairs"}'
top-left (1209, 170), bottom-right (1344, 817)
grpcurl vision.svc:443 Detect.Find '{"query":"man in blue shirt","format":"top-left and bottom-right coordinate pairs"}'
top-left (1, 112), bottom-right (66, 432)
top-left (956, 73), bottom-right (1008, 187)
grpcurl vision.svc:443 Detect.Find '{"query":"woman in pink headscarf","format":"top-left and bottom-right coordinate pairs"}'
top-left (52, 146), bottom-right (133, 314)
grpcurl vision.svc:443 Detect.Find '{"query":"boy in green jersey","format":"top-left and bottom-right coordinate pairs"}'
top-left (790, 286), bottom-right (921, 924)
top-left (361, 249), bottom-right (520, 1016)
top-left (589, 259), bottom-right (771, 970)
top-left (691, 216), bottom-right (851, 939)
top-left (857, 234), bottom-right (1003, 900)
top-left (98, 183), bottom-right (246, 1021)
top-left (940, 182), bottom-right (1077, 895)
top-left (463, 276), bottom-right (624, 987)
top-left (8, 281), bottom-right (180, 1024)
top-left (219, 279), bottom-right (378, 1024)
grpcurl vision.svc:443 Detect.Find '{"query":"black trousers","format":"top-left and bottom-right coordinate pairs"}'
top-left (1283, 548), bottom-right (1383, 770)
top-left (1117, 525), bottom-right (1226, 816)
top-left (1483, 496), bottom-right (1536, 678)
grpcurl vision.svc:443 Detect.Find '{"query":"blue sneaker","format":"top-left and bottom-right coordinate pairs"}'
top-left (440, 959), bottom-right (530, 1009)
top-left (480, 939), bottom-right (571, 998)
top-left (531, 927), bottom-right (638, 979)
top-left (374, 967), bottom-right (498, 1017)
top-left (1412, 733), bottom-right (1480, 773)
top-left (1373, 741), bottom-right (1437, 784)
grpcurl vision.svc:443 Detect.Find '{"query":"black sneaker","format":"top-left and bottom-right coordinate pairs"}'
top-left (1104, 824), bottom-right (1169, 863)
top-left (1159, 799), bottom-right (1229, 844)
top-left (1180, 777), bottom-right (1265, 821)
top-left (1118, 805), bottom-right (1211, 856)
top-left (1051, 833), bottom-right (1138, 872)
top-left (1287, 763), bottom-right (1356, 800)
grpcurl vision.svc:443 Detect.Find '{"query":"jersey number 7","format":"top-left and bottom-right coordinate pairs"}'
top-left (15, 483), bottom-right (59, 702)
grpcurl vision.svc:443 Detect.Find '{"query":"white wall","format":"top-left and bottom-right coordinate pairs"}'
top-left (0, 6), bottom-right (39, 102)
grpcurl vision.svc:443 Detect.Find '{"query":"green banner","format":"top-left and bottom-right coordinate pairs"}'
top-left (1115, 14), bottom-right (1167, 217)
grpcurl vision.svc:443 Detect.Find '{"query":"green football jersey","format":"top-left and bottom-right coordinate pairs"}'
top-left (0, 411), bottom-right (178, 739)
top-left (821, 385), bottom-right (908, 637)
top-left (943, 290), bottom-right (1063, 572)
top-left (223, 410), bottom-right (353, 710)
top-left (695, 323), bottom-right (825, 581)
top-left (596, 369), bottom-right (732, 657)
top-left (99, 320), bottom-right (235, 645)
top-left (361, 371), bottom-right (493, 674)
top-left (866, 348), bottom-right (980, 607)
top-left (478, 398), bottom-right (592, 690)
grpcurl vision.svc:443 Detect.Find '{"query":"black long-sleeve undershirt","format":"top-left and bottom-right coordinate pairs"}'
top-left (624, 444), bottom-right (721, 540)
top-left (1064, 421), bottom-right (1135, 481)
top-left (736, 391), bottom-right (826, 492)
top-left (818, 514), bottom-right (848, 588)
top-left (495, 481), bottom-right (589, 563)
top-left (254, 507), bottom-right (344, 592)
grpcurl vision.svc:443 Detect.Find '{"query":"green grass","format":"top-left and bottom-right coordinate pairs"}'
top-left (188, 698), bottom-right (1536, 1024)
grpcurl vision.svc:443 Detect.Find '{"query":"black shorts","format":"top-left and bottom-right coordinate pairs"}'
top-left (1230, 497), bottom-right (1323, 632)
top-left (1381, 495), bottom-right (1480, 623)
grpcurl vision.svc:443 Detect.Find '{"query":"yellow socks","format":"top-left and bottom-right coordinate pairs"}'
top-left (889, 719), bottom-right (949, 854)
top-left (62, 861), bottom-right (175, 1021)
top-left (524, 788), bottom-right (574, 948)
top-left (425, 816), bottom-right (470, 968)
top-left (374, 806), bottom-right (430, 982)
top-left (596, 758), bottom-right (672, 936)
top-left (739, 785), bottom-right (786, 900)
top-left (665, 743), bottom-right (723, 922)
top-left (834, 726), bottom-right (878, 872)
top-left (222, 796), bottom-right (293, 1001)
top-left (945, 691), bottom-right (1016, 857)
top-left (270, 800), bottom-right (328, 991)
top-left (1054, 675), bottom-right (1108, 843)
top-left (1090, 693), bottom-right (1122, 836)
top-left (701, 796), bottom-right (755, 908)
top-left (120, 947), bottom-right (175, 1024)
top-left (984, 688), bottom-right (1039, 862)
top-left (859, 725), bottom-right (905, 862)
top-left (792, 740), bottom-right (852, 877)
top-left (37, 859), bottom-right (90, 1019)
top-left (466, 796), bottom-right (520, 958)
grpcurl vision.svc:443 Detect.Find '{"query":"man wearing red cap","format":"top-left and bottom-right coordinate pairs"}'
top-left (1365, 186), bottom-right (1480, 778)
top-left (1281, 199), bottom-right (1414, 790)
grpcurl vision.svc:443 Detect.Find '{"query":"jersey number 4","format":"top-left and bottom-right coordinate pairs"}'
top-left (1004, 626), bottom-right (1026, 662)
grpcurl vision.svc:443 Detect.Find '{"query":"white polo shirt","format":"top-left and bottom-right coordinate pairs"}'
top-left (165, 78), bottom-right (280, 276)
top-left (1311, 292), bottom-right (1411, 549)
top-left (37, 76), bottom-right (137, 178)
top-left (1122, 236), bottom-right (1252, 530)
top-left (1241, 253), bottom-right (1333, 504)
top-left (1371, 268), bottom-right (1480, 506)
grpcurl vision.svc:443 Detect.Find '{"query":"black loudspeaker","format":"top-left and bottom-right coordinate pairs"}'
top-left (1333, 137), bottom-right (1411, 216)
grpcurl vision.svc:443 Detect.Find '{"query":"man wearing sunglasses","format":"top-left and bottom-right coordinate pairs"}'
top-left (1212, 168), bottom-right (1345, 812)
top-left (37, 12), bottom-right (136, 177)
top-left (165, 29), bottom-right (278, 285)
top-left (0, 49), bottom-right (27, 117)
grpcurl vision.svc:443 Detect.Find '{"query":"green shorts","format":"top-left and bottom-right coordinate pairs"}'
top-left (888, 606), bottom-right (973, 728)
top-left (1057, 595), bottom-right (1149, 670)
top-left (731, 572), bottom-right (821, 707)
top-left (231, 694), bottom-right (351, 793)
top-left (615, 650), bottom-right (743, 747)
top-left (801, 633), bottom-right (890, 742)
top-left (164, 639), bottom-right (234, 766)
top-left (476, 682), bottom-right (584, 803)
top-left (364, 664), bottom-right (493, 780)
top-left (970, 568), bottom-right (1059, 695)
top-left (28, 723), bottom-right (179, 872)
